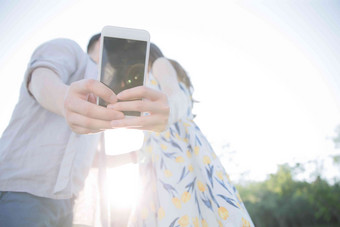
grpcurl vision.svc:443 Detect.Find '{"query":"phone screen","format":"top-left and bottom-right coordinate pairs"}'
top-left (99, 36), bottom-right (147, 116)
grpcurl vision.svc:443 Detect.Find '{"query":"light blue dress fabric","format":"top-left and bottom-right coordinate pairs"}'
top-left (128, 73), bottom-right (254, 227)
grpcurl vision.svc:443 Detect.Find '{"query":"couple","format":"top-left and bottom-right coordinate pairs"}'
top-left (0, 32), bottom-right (254, 227)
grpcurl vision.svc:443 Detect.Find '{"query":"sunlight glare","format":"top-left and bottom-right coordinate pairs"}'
top-left (104, 128), bottom-right (144, 155)
top-left (104, 128), bottom-right (144, 208)
top-left (106, 163), bottom-right (142, 209)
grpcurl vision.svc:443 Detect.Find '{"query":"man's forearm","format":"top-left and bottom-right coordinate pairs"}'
top-left (29, 67), bottom-right (126, 134)
top-left (28, 67), bottom-right (67, 117)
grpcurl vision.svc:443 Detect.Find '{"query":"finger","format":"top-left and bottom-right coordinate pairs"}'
top-left (72, 79), bottom-right (117, 104)
top-left (68, 112), bottom-right (116, 131)
top-left (110, 115), bottom-right (148, 129)
top-left (117, 86), bottom-right (166, 102)
top-left (65, 98), bottom-right (124, 121)
top-left (87, 93), bottom-right (97, 104)
top-left (110, 115), bottom-right (167, 132)
top-left (71, 125), bottom-right (103, 134)
top-left (107, 99), bottom-right (163, 114)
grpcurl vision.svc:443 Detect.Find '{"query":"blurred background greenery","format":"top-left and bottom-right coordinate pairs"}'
top-left (236, 126), bottom-right (340, 227)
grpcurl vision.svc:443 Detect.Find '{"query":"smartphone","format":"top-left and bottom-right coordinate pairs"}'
top-left (98, 25), bottom-right (150, 116)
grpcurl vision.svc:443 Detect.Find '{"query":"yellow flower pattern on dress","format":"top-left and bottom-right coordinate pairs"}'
top-left (128, 73), bottom-right (254, 227)
top-left (164, 130), bottom-right (170, 139)
top-left (176, 156), bottom-right (185, 163)
top-left (203, 155), bottom-right (211, 165)
top-left (158, 207), bottom-right (165, 220)
top-left (183, 122), bottom-right (191, 128)
top-left (188, 164), bottom-right (193, 172)
top-left (172, 197), bottom-right (182, 209)
top-left (217, 171), bottom-right (224, 180)
top-left (194, 146), bottom-right (200, 155)
top-left (164, 169), bottom-right (173, 177)
top-left (237, 192), bottom-right (243, 203)
top-left (193, 217), bottom-right (199, 227)
top-left (160, 144), bottom-right (167, 150)
top-left (181, 191), bottom-right (191, 203)
top-left (226, 173), bottom-right (231, 182)
top-left (218, 206), bottom-right (229, 220)
top-left (242, 217), bottom-right (251, 227)
top-left (178, 215), bottom-right (189, 227)
top-left (197, 181), bottom-right (206, 192)
top-left (202, 219), bottom-right (208, 227)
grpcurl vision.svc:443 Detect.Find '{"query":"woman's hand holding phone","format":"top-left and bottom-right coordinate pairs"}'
top-left (107, 86), bottom-right (170, 132)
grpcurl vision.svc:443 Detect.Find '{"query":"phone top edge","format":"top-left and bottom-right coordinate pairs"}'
top-left (101, 25), bottom-right (150, 41)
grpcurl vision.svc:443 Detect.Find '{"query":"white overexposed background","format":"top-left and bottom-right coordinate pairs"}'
top-left (1, 0), bottom-right (340, 195)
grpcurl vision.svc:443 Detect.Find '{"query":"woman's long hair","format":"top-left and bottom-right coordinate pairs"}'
top-left (149, 43), bottom-right (193, 91)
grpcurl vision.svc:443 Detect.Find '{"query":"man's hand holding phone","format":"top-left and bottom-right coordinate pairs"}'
top-left (63, 79), bottom-right (125, 134)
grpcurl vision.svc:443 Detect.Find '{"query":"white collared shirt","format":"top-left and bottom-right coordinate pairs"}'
top-left (0, 38), bottom-right (101, 199)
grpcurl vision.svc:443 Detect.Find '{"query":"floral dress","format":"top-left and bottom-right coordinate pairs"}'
top-left (128, 73), bottom-right (254, 227)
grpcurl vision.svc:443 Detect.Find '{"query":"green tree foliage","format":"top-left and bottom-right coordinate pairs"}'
top-left (237, 164), bottom-right (340, 227)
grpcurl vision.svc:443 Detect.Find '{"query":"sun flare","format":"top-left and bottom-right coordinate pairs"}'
top-left (104, 128), bottom-right (144, 209)
top-left (106, 164), bottom-right (142, 209)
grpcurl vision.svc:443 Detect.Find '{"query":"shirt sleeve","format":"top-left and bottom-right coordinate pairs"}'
top-left (151, 58), bottom-right (192, 126)
top-left (25, 38), bottom-right (85, 95)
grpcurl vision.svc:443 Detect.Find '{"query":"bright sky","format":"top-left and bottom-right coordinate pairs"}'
top-left (1, 0), bottom-right (340, 183)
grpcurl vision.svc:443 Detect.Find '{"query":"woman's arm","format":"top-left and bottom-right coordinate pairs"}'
top-left (92, 151), bottom-right (138, 168)
top-left (106, 151), bottom-right (138, 168)
top-left (151, 57), bottom-right (191, 125)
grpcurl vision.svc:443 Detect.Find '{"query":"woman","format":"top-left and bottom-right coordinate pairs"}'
top-left (128, 44), bottom-right (254, 227)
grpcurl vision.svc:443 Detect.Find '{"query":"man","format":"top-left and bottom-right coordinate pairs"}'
top-left (0, 33), bottom-right (170, 226)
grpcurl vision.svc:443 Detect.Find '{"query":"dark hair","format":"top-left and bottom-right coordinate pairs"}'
top-left (167, 58), bottom-right (192, 91)
top-left (149, 43), bottom-right (164, 67)
top-left (87, 33), bottom-right (101, 53)
top-left (149, 43), bottom-right (193, 90)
